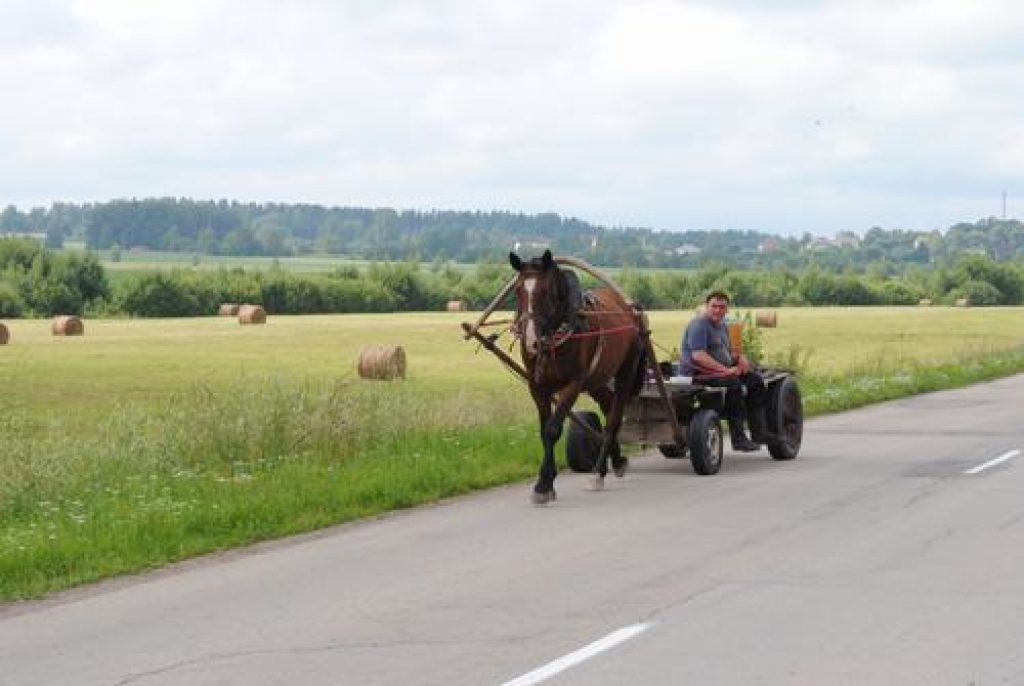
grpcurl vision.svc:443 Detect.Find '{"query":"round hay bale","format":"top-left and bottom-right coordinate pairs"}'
top-left (0, 322), bottom-right (8, 345)
top-left (445, 299), bottom-right (466, 312)
top-left (52, 315), bottom-right (84, 336)
top-left (358, 345), bottom-right (406, 380)
top-left (918, 298), bottom-right (932, 307)
top-left (955, 297), bottom-right (970, 308)
top-left (238, 304), bottom-right (266, 325)
top-left (219, 303), bottom-right (241, 316)
top-left (755, 310), bottom-right (778, 328)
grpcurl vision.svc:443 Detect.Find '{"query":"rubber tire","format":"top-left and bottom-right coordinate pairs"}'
top-left (766, 376), bottom-right (803, 461)
top-left (566, 411), bottom-right (602, 473)
top-left (687, 409), bottom-right (723, 475)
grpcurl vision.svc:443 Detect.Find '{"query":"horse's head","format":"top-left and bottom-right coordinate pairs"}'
top-left (509, 249), bottom-right (572, 357)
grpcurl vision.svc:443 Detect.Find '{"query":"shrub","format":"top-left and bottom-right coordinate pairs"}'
top-left (871, 280), bottom-right (925, 305)
top-left (118, 272), bottom-right (213, 317)
top-left (950, 255), bottom-right (1022, 304)
top-left (0, 280), bottom-right (24, 317)
top-left (948, 280), bottom-right (1003, 306)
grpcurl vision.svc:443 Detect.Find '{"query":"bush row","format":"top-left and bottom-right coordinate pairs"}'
top-left (110, 257), bottom-right (1024, 317)
top-left (2, 236), bottom-right (1022, 318)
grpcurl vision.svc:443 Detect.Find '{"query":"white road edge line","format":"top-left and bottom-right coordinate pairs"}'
top-left (965, 449), bottom-right (1022, 475)
top-left (500, 622), bottom-right (654, 686)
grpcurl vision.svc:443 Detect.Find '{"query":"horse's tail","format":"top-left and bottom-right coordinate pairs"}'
top-left (629, 334), bottom-right (648, 398)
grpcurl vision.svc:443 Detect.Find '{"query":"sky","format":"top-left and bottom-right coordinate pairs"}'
top-left (2, 0), bottom-right (1023, 237)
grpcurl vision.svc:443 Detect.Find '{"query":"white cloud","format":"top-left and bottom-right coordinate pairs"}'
top-left (0, 0), bottom-right (1022, 234)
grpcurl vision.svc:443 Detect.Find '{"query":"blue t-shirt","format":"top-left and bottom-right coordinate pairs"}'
top-left (681, 315), bottom-right (733, 375)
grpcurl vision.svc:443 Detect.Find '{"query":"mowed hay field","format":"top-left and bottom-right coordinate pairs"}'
top-left (4, 307), bottom-right (1021, 411)
top-left (652, 306), bottom-right (1024, 374)
top-left (0, 313), bottom-right (515, 423)
top-left (1, 307), bottom-right (1023, 601)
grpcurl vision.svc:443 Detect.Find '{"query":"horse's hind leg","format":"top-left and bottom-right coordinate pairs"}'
top-left (601, 352), bottom-right (645, 480)
top-left (590, 386), bottom-right (626, 481)
top-left (601, 402), bottom-right (629, 479)
top-left (608, 440), bottom-right (626, 478)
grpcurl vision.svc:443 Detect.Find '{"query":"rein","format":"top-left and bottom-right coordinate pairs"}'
top-left (511, 318), bottom-right (641, 384)
top-left (551, 323), bottom-right (639, 344)
top-left (512, 321), bottom-right (640, 348)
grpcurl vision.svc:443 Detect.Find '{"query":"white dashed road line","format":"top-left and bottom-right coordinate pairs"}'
top-left (500, 623), bottom-right (654, 686)
top-left (965, 449), bottom-right (1022, 475)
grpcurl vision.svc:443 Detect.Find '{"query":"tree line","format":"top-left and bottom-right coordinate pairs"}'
top-left (2, 237), bottom-right (1021, 319)
top-left (2, 199), bottom-right (1023, 270)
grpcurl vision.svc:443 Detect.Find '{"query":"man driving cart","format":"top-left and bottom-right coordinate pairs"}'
top-left (681, 291), bottom-right (776, 452)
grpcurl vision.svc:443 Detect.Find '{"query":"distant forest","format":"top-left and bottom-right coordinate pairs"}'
top-left (2, 198), bottom-right (1023, 270)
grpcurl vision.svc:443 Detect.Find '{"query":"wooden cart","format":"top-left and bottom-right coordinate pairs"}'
top-left (568, 369), bottom-right (803, 475)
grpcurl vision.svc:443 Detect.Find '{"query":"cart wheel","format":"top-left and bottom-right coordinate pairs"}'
top-left (767, 376), bottom-right (803, 461)
top-left (566, 411), bottom-right (602, 473)
top-left (687, 409), bottom-right (722, 475)
top-left (658, 443), bottom-right (687, 459)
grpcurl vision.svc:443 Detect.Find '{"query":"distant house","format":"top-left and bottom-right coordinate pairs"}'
top-left (834, 231), bottom-right (861, 248)
top-left (804, 236), bottom-right (836, 251)
top-left (513, 238), bottom-right (552, 253)
top-left (804, 232), bottom-right (861, 252)
top-left (912, 231), bottom-right (941, 251)
top-left (673, 243), bottom-right (702, 256)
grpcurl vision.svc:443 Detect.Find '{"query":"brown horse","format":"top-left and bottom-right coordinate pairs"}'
top-left (509, 250), bottom-right (648, 504)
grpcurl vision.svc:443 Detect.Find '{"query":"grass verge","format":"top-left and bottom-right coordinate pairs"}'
top-left (1, 378), bottom-right (538, 601)
top-left (801, 347), bottom-right (1024, 414)
top-left (1, 311), bottom-right (1022, 604)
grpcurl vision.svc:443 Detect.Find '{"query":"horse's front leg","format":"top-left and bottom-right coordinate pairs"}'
top-left (530, 388), bottom-right (559, 505)
top-left (532, 382), bottom-right (584, 504)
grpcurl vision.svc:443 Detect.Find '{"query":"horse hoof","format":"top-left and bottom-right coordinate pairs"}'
top-left (614, 459), bottom-right (629, 478)
top-left (585, 476), bottom-right (605, 491)
top-left (531, 490), bottom-right (556, 505)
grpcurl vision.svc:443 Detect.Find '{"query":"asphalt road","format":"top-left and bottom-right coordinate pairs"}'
top-left (3, 374), bottom-right (1024, 686)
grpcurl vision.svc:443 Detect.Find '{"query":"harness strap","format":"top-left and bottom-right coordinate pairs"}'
top-left (552, 323), bottom-right (639, 344)
top-left (587, 333), bottom-right (606, 378)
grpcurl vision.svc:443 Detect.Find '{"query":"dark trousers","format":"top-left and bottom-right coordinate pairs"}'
top-left (696, 372), bottom-right (768, 423)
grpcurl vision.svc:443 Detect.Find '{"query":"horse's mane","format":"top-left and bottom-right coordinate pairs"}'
top-left (545, 264), bottom-right (574, 327)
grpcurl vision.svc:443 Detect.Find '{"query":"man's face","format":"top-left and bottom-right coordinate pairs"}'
top-left (706, 297), bottom-right (729, 325)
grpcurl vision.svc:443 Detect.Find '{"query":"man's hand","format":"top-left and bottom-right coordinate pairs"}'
top-left (736, 355), bottom-right (752, 375)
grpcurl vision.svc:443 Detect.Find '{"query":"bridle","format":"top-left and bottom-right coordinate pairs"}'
top-left (514, 270), bottom-right (555, 357)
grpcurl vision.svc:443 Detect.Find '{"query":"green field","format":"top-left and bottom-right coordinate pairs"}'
top-left (98, 250), bottom-right (376, 273)
top-left (2, 307), bottom-right (1023, 602)
top-left (80, 246), bottom-right (668, 279)
top-left (669, 306), bottom-right (1024, 374)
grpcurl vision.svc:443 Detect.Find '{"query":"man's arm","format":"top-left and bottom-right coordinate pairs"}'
top-left (692, 350), bottom-right (741, 376)
top-left (692, 351), bottom-right (751, 376)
